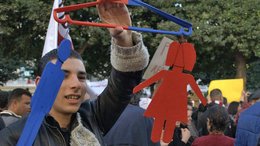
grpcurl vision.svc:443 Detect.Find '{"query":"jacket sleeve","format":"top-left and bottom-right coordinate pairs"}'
top-left (0, 117), bottom-right (26, 146)
top-left (0, 116), bottom-right (5, 131)
top-left (0, 127), bottom-right (17, 146)
top-left (95, 32), bottom-right (149, 134)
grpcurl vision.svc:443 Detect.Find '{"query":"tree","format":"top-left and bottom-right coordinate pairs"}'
top-left (182, 0), bottom-right (260, 89)
top-left (0, 0), bottom-right (259, 90)
top-left (247, 60), bottom-right (260, 90)
top-left (0, 56), bottom-right (20, 85)
top-left (0, 0), bottom-right (52, 59)
top-left (0, 0), bottom-right (52, 83)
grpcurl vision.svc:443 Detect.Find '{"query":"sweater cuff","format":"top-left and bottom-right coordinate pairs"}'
top-left (110, 32), bottom-right (149, 72)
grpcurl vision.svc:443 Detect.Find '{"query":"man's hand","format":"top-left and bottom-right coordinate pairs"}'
top-left (181, 128), bottom-right (191, 144)
top-left (97, 1), bottom-right (133, 47)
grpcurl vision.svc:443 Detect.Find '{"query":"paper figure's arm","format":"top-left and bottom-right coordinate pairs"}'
top-left (133, 70), bottom-right (166, 93)
top-left (187, 75), bottom-right (207, 106)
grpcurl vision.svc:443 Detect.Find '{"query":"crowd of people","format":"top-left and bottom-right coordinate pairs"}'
top-left (1, 86), bottom-right (260, 146)
top-left (0, 1), bottom-right (259, 146)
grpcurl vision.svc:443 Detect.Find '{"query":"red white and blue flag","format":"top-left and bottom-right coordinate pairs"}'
top-left (42, 0), bottom-right (73, 56)
top-left (42, 0), bottom-right (96, 97)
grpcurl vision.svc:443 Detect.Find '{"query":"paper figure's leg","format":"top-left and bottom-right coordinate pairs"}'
top-left (163, 120), bottom-right (175, 143)
top-left (151, 117), bottom-right (165, 142)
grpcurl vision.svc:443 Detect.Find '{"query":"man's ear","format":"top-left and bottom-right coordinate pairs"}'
top-left (35, 76), bottom-right (41, 86)
top-left (11, 100), bottom-right (18, 109)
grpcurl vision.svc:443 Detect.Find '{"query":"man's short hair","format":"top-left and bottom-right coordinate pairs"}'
top-left (223, 97), bottom-right (228, 106)
top-left (207, 105), bottom-right (229, 132)
top-left (8, 88), bottom-right (32, 107)
top-left (209, 88), bottom-right (222, 101)
top-left (248, 89), bottom-right (260, 102)
top-left (227, 101), bottom-right (239, 115)
top-left (37, 49), bottom-right (83, 76)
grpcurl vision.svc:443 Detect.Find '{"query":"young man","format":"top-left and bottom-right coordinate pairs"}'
top-left (0, 88), bottom-right (31, 127)
top-left (196, 88), bottom-right (223, 136)
top-left (0, 1), bottom-right (149, 146)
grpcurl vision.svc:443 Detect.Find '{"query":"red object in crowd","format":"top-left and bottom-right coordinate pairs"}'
top-left (133, 41), bottom-right (207, 143)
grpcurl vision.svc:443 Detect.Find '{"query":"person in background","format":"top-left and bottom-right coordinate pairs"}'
top-left (224, 101), bottom-right (239, 138)
top-left (168, 103), bottom-right (198, 146)
top-left (223, 97), bottom-right (228, 108)
top-left (103, 90), bottom-right (159, 146)
top-left (0, 90), bottom-right (10, 131)
top-left (235, 89), bottom-right (258, 125)
top-left (0, 90), bottom-right (10, 112)
top-left (191, 106), bottom-right (234, 146)
top-left (197, 88), bottom-right (223, 136)
top-left (0, 88), bottom-right (31, 127)
top-left (104, 104), bottom-right (159, 146)
top-left (235, 89), bottom-right (260, 146)
top-left (208, 88), bottom-right (223, 106)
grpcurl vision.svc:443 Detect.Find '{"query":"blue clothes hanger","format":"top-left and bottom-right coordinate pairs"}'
top-left (54, 0), bottom-right (193, 36)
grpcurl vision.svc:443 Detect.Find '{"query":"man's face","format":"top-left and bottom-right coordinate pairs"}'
top-left (187, 105), bottom-right (193, 125)
top-left (50, 58), bottom-right (87, 115)
top-left (16, 94), bottom-right (31, 116)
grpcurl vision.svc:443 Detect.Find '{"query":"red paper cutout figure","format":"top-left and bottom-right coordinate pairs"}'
top-left (133, 41), bottom-right (207, 143)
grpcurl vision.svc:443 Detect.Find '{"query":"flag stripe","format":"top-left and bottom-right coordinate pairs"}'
top-left (42, 0), bottom-right (73, 57)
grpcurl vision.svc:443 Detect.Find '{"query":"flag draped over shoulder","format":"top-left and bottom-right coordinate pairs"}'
top-left (42, 0), bottom-right (73, 57)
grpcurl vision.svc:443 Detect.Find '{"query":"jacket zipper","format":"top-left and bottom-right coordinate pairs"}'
top-left (54, 127), bottom-right (67, 146)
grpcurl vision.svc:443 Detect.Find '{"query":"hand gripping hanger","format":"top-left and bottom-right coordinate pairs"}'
top-left (53, 0), bottom-right (193, 36)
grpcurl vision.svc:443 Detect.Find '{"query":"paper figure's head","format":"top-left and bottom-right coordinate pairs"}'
top-left (37, 49), bottom-right (83, 76)
top-left (165, 42), bottom-right (196, 72)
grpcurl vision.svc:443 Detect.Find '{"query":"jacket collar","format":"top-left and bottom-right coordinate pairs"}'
top-left (43, 113), bottom-right (100, 146)
top-left (0, 110), bottom-right (22, 118)
top-left (70, 113), bottom-right (100, 146)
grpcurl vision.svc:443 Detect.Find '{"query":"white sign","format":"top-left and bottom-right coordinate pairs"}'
top-left (143, 37), bottom-right (173, 79)
top-left (87, 79), bottom-right (108, 95)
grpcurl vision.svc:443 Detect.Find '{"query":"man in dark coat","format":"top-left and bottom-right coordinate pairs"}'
top-left (104, 104), bottom-right (160, 146)
top-left (197, 88), bottom-right (223, 136)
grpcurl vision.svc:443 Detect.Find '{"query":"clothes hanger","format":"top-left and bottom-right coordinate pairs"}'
top-left (53, 0), bottom-right (193, 36)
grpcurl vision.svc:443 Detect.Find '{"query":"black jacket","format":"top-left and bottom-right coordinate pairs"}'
top-left (0, 116), bottom-right (5, 131)
top-left (0, 68), bottom-right (143, 146)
